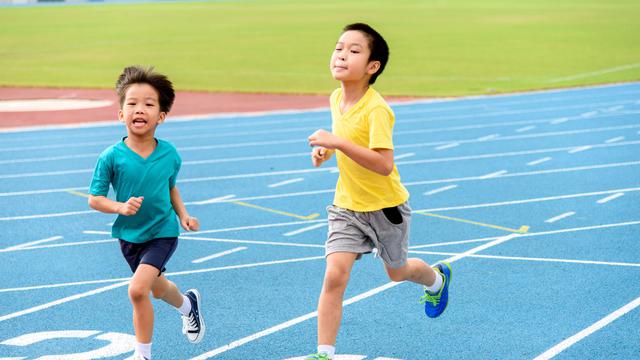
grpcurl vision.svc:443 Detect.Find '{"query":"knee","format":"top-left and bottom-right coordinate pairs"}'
top-left (386, 267), bottom-right (410, 282)
top-left (128, 284), bottom-right (149, 303)
top-left (323, 267), bottom-right (350, 292)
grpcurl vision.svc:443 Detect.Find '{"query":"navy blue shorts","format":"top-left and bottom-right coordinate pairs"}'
top-left (119, 237), bottom-right (178, 275)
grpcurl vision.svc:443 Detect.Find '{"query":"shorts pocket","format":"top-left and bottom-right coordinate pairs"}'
top-left (382, 206), bottom-right (403, 225)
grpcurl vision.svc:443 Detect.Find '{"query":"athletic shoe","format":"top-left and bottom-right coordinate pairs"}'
top-left (304, 353), bottom-right (331, 360)
top-left (132, 354), bottom-right (149, 360)
top-left (419, 261), bottom-right (452, 318)
top-left (182, 289), bottom-right (205, 343)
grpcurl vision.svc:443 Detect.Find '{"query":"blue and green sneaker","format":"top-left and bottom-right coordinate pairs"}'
top-left (419, 261), bottom-right (451, 318)
top-left (304, 353), bottom-right (331, 360)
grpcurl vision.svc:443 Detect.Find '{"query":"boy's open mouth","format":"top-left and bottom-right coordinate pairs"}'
top-left (132, 118), bottom-right (147, 127)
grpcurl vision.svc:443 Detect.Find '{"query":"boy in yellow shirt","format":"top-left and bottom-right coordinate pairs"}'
top-left (306, 23), bottom-right (451, 360)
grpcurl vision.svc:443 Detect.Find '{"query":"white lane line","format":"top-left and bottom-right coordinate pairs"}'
top-left (516, 125), bottom-right (536, 133)
top-left (192, 247), bottom-right (248, 264)
top-left (421, 187), bottom-right (640, 212)
top-left (0, 256), bottom-right (324, 318)
top-left (189, 233), bottom-right (521, 359)
top-left (83, 230), bottom-right (110, 235)
top-left (0, 239), bottom-right (116, 253)
top-left (0, 210), bottom-right (95, 221)
top-left (568, 145), bottom-right (592, 153)
top-left (435, 142), bottom-right (459, 150)
top-left (545, 212), bottom-right (576, 223)
top-left (182, 236), bottom-right (324, 249)
top-left (0, 276), bottom-right (130, 293)
top-left (283, 223), bottom-right (327, 237)
top-left (0, 153), bottom-right (96, 165)
top-left (188, 219), bottom-right (326, 236)
top-left (477, 134), bottom-right (499, 141)
top-left (596, 192), bottom-right (624, 204)
top-left (409, 250), bottom-right (640, 268)
top-left (527, 157), bottom-right (552, 166)
top-left (423, 184), bottom-right (458, 196)
top-left (1, 255), bottom-right (324, 294)
top-left (410, 220), bottom-right (640, 250)
top-left (2, 236), bottom-right (63, 251)
top-left (192, 194), bottom-right (236, 205)
top-left (533, 296), bottom-right (640, 360)
top-left (0, 330), bottom-right (102, 346)
top-left (184, 152), bottom-right (309, 165)
top-left (605, 136), bottom-right (625, 144)
top-left (580, 111), bottom-right (598, 118)
top-left (548, 62), bottom-right (640, 83)
top-left (0, 233), bottom-right (325, 255)
top-left (606, 105), bottom-right (624, 112)
top-left (479, 170), bottom-right (507, 179)
top-left (0, 169), bottom-right (92, 180)
top-left (268, 178), bottom-right (304, 188)
top-left (394, 152), bottom-right (415, 160)
top-left (549, 117), bottom-right (569, 125)
top-left (0, 281), bottom-right (130, 323)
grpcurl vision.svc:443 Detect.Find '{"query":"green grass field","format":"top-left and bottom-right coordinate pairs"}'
top-left (0, 0), bottom-right (638, 96)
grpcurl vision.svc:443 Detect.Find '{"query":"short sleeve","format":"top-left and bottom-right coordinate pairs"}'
top-left (89, 150), bottom-right (113, 196)
top-left (169, 152), bottom-right (182, 189)
top-left (368, 106), bottom-right (395, 150)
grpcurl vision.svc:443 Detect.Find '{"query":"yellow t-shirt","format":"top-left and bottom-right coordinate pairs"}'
top-left (330, 87), bottom-right (409, 211)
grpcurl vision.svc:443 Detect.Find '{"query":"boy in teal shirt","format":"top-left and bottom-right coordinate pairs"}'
top-left (89, 66), bottom-right (204, 360)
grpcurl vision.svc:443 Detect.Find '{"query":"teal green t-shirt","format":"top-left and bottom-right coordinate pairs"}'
top-left (89, 138), bottom-right (181, 243)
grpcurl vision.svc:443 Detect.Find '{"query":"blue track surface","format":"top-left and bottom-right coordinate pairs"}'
top-left (0, 83), bottom-right (639, 359)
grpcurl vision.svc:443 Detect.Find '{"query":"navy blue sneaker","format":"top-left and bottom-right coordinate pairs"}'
top-left (182, 289), bottom-right (205, 343)
top-left (420, 262), bottom-right (451, 318)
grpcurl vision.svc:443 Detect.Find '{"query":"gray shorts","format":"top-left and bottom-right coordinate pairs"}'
top-left (325, 202), bottom-right (411, 268)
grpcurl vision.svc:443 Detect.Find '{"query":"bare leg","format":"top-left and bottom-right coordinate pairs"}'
top-left (151, 274), bottom-right (184, 308)
top-left (128, 264), bottom-right (160, 343)
top-left (384, 258), bottom-right (437, 286)
top-left (317, 252), bottom-right (358, 346)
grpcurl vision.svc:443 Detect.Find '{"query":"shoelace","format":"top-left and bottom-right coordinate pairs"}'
top-left (419, 289), bottom-right (441, 306)
top-left (182, 311), bottom-right (198, 334)
top-left (187, 312), bottom-right (198, 329)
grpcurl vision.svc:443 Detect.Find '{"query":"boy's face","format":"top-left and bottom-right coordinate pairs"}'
top-left (118, 83), bottom-right (166, 138)
top-left (330, 30), bottom-right (380, 83)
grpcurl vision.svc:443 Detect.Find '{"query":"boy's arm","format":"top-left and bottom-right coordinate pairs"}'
top-left (170, 186), bottom-right (200, 231)
top-left (88, 195), bottom-right (143, 216)
top-left (308, 129), bottom-right (394, 176)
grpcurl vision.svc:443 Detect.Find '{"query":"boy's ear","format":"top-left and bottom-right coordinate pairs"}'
top-left (158, 112), bottom-right (166, 124)
top-left (118, 109), bottom-right (125, 123)
top-left (367, 60), bottom-right (381, 75)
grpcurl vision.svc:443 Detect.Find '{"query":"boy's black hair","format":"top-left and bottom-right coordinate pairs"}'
top-left (116, 65), bottom-right (175, 113)
top-left (343, 23), bottom-right (389, 84)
